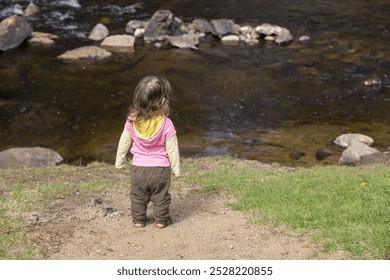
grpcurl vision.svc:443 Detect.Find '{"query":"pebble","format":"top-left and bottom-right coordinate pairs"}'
top-left (299, 35), bottom-right (311, 43)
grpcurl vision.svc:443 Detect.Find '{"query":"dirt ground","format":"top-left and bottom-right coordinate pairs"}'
top-left (25, 168), bottom-right (350, 260)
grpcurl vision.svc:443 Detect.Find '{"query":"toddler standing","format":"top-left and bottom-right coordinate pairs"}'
top-left (115, 76), bottom-right (180, 229)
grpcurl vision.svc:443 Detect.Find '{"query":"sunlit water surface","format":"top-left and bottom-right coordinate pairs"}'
top-left (1, 0), bottom-right (390, 166)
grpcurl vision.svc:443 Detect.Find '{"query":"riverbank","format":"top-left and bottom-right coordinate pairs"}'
top-left (0, 157), bottom-right (389, 260)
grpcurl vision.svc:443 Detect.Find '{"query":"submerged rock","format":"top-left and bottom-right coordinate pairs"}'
top-left (315, 148), bottom-right (334, 161)
top-left (289, 151), bottom-right (306, 160)
top-left (166, 34), bottom-right (199, 49)
top-left (101, 35), bottom-right (135, 47)
top-left (0, 147), bottom-right (63, 169)
top-left (0, 15), bottom-right (33, 51)
top-left (58, 46), bottom-right (112, 60)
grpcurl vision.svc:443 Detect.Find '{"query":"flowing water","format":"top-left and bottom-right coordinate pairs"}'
top-left (1, 0), bottom-right (390, 166)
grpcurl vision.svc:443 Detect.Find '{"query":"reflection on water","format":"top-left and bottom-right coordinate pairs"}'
top-left (1, 0), bottom-right (390, 166)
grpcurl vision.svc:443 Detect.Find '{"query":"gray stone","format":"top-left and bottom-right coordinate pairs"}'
top-left (192, 19), bottom-right (212, 33)
top-left (298, 35), bottom-right (311, 43)
top-left (210, 19), bottom-right (239, 38)
top-left (28, 32), bottom-right (58, 46)
top-left (289, 151), bottom-right (306, 160)
top-left (221, 34), bottom-right (240, 43)
top-left (315, 148), bottom-right (334, 161)
top-left (355, 152), bottom-right (390, 166)
top-left (58, 46), bottom-right (112, 61)
top-left (0, 147), bottom-right (63, 169)
top-left (125, 20), bottom-right (147, 34)
top-left (101, 35), bottom-right (134, 47)
top-left (275, 29), bottom-right (293, 44)
top-left (23, 2), bottom-right (40, 18)
top-left (134, 28), bottom-right (145, 38)
top-left (143, 10), bottom-right (183, 41)
top-left (0, 15), bottom-right (33, 51)
top-left (167, 34), bottom-right (199, 49)
top-left (88, 23), bottom-right (109, 41)
top-left (338, 141), bottom-right (380, 166)
top-left (334, 133), bottom-right (374, 148)
top-left (255, 23), bottom-right (282, 36)
top-left (255, 23), bottom-right (293, 44)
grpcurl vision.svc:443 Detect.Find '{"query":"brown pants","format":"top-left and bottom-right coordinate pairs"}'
top-left (130, 165), bottom-right (171, 225)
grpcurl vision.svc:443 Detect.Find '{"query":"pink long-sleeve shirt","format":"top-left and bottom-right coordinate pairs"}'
top-left (125, 116), bottom-right (176, 167)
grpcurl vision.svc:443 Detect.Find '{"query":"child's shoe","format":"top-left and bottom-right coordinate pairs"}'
top-left (133, 218), bottom-right (146, 228)
top-left (154, 223), bottom-right (166, 229)
top-left (134, 222), bottom-right (145, 228)
top-left (154, 217), bottom-right (172, 229)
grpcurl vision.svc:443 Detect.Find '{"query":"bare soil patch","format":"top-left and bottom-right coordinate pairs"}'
top-left (25, 166), bottom-right (350, 260)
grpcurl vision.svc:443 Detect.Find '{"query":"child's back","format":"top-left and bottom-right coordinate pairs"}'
top-left (115, 76), bottom-right (180, 229)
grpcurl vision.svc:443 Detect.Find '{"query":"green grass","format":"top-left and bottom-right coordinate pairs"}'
top-left (1, 158), bottom-right (389, 259)
top-left (185, 158), bottom-right (390, 259)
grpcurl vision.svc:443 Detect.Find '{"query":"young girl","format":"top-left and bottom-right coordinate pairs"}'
top-left (115, 76), bottom-right (180, 229)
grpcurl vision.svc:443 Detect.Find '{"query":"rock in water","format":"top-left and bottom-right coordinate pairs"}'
top-left (143, 10), bottom-right (182, 41)
top-left (166, 34), bottom-right (199, 49)
top-left (338, 141), bottom-right (380, 166)
top-left (334, 133), bottom-right (374, 148)
top-left (88, 23), bottom-right (109, 41)
top-left (210, 19), bottom-right (239, 38)
top-left (23, 2), bottom-right (40, 18)
top-left (58, 46), bottom-right (112, 60)
top-left (0, 15), bottom-right (33, 51)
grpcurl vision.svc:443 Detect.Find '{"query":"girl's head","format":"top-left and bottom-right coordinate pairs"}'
top-left (130, 75), bottom-right (172, 120)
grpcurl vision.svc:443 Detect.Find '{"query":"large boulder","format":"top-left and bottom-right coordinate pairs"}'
top-left (0, 147), bottom-right (63, 169)
top-left (57, 46), bottom-right (112, 61)
top-left (338, 141), bottom-right (380, 166)
top-left (0, 15), bottom-right (33, 51)
top-left (334, 133), bottom-right (374, 148)
top-left (143, 10), bottom-right (184, 41)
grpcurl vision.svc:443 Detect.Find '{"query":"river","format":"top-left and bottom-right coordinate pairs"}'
top-left (1, 0), bottom-right (390, 166)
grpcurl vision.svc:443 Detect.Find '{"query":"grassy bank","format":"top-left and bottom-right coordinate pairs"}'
top-left (185, 157), bottom-right (390, 259)
top-left (0, 157), bottom-right (389, 259)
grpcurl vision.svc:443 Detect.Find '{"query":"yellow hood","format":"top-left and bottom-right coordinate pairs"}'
top-left (134, 115), bottom-right (164, 139)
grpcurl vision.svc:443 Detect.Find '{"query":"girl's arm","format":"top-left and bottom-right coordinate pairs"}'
top-left (166, 134), bottom-right (180, 177)
top-left (115, 129), bottom-right (132, 169)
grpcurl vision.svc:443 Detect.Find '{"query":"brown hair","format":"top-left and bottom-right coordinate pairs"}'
top-left (129, 75), bottom-right (172, 122)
